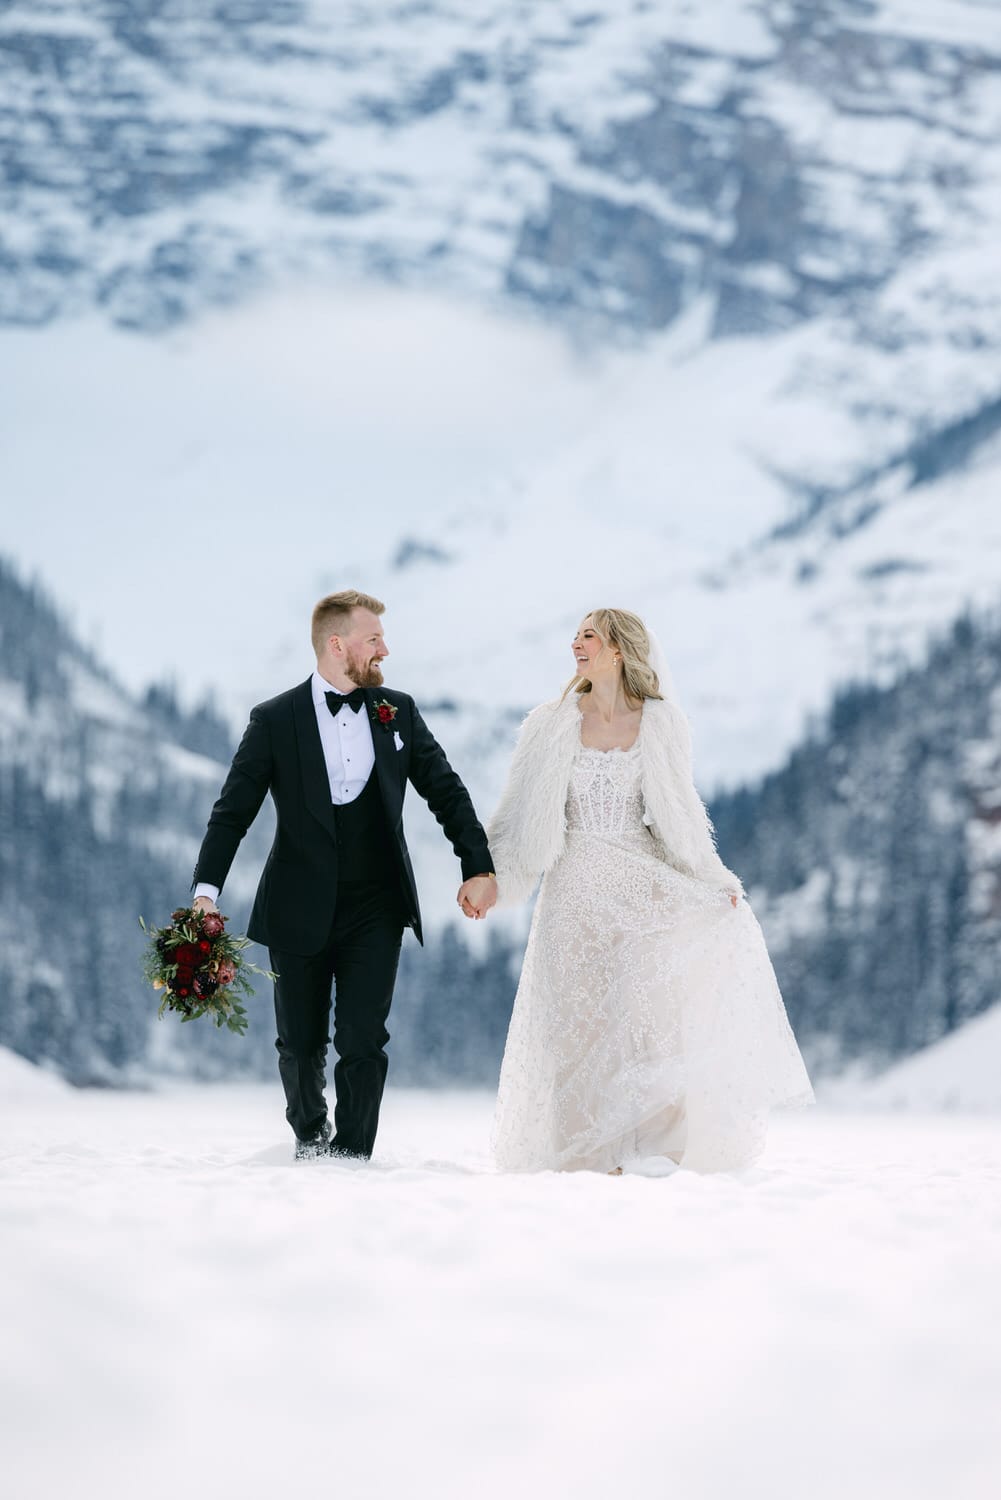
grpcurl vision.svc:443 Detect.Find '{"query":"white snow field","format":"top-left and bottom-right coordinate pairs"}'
top-left (853, 1002), bottom-right (1001, 1114)
top-left (2, 1051), bottom-right (1000, 1500)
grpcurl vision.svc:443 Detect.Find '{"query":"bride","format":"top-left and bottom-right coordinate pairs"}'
top-left (487, 607), bottom-right (813, 1175)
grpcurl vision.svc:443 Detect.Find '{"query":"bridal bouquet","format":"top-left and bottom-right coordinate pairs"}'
top-left (139, 907), bottom-right (273, 1035)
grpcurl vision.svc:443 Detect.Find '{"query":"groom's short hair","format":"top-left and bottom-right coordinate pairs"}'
top-left (311, 589), bottom-right (386, 654)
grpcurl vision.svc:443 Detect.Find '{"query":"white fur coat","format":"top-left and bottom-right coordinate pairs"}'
top-left (486, 693), bottom-right (742, 906)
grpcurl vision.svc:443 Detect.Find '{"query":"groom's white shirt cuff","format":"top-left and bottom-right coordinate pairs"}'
top-left (193, 882), bottom-right (220, 903)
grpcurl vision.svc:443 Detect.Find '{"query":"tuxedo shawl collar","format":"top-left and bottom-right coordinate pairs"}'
top-left (292, 678), bottom-right (404, 839)
top-left (366, 686), bottom-right (404, 828)
top-left (292, 677), bottom-right (338, 839)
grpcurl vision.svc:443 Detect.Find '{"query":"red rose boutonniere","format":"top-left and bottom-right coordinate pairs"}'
top-left (372, 698), bottom-right (398, 731)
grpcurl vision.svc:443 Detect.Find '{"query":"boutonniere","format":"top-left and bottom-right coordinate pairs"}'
top-left (371, 698), bottom-right (398, 731)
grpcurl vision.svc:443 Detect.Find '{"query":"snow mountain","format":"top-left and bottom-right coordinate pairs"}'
top-left (3, 0), bottom-right (1000, 793)
top-left (3, 0), bottom-right (999, 343)
top-left (3, 1), bottom-right (1001, 1084)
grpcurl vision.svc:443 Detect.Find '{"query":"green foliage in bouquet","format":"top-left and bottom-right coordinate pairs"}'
top-left (139, 907), bottom-right (275, 1035)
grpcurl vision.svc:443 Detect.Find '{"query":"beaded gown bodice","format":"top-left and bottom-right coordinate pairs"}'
top-left (565, 742), bottom-right (650, 848)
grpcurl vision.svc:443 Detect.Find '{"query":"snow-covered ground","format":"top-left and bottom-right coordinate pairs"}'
top-left (2, 1053), bottom-right (999, 1500)
top-left (837, 1001), bottom-right (1001, 1114)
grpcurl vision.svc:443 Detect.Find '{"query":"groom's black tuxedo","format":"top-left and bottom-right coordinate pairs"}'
top-left (192, 678), bottom-right (492, 952)
top-left (192, 677), bottom-right (493, 1155)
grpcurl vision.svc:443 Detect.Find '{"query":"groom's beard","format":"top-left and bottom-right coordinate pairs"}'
top-left (345, 653), bottom-right (385, 689)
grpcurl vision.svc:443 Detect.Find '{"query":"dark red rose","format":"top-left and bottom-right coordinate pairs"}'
top-left (377, 705), bottom-right (393, 723)
top-left (174, 942), bottom-right (199, 966)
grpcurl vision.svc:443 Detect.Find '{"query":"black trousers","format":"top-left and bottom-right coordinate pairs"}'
top-left (269, 880), bottom-right (406, 1156)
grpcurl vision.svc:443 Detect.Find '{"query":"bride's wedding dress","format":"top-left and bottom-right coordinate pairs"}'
top-left (492, 736), bottom-right (813, 1174)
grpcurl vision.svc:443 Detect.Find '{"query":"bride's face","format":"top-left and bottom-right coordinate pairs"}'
top-left (572, 618), bottom-right (616, 679)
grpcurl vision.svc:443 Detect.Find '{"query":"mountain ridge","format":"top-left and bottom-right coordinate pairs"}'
top-left (3, 1), bottom-right (999, 342)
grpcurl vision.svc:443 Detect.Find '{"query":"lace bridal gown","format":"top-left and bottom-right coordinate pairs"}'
top-left (492, 738), bottom-right (814, 1174)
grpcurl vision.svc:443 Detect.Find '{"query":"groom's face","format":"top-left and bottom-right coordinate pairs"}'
top-left (343, 608), bottom-right (389, 688)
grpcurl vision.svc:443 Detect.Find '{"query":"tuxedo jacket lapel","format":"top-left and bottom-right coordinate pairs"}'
top-left (292, 678), bottom-right (338, 840)
top-left (367, 690), bottom-right (404, 828)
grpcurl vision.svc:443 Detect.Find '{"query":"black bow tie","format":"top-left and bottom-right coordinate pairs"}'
top-left (325, 687), bottom-right (365, 718)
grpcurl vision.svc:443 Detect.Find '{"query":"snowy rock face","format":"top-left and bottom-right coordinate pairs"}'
top-left (2, 0), bottom-right (999, 340)
top-left (510, 3), bottom-right (1000, 339)
top-left (3, 0), bottom-right (1001, 793)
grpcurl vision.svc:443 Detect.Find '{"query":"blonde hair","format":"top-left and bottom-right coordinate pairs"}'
top-left (563, 607), bottom-right (663, 705)
top-left (311, 589), bottom-right (385, 656)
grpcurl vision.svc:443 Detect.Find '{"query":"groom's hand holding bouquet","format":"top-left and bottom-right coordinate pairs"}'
top-left (139, 901), bottom-right (274, 1035)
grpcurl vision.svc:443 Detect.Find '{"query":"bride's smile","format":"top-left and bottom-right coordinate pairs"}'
top-left (572, 619), bottom-right (615, 678)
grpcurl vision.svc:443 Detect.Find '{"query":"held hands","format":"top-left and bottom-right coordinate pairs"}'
top-left (457, 874), bottom-right (498, 921)
top-left (195, 880), bottom-right (497, 920)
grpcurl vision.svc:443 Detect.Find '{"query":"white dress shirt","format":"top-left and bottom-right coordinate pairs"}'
top-left (193, 670), bottom-right (376, 904)
top-left (309, 668), bottom-right (376, 803)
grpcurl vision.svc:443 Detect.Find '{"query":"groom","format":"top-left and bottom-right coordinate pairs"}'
top-left (190, 589), bottom-right (497, 1160)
